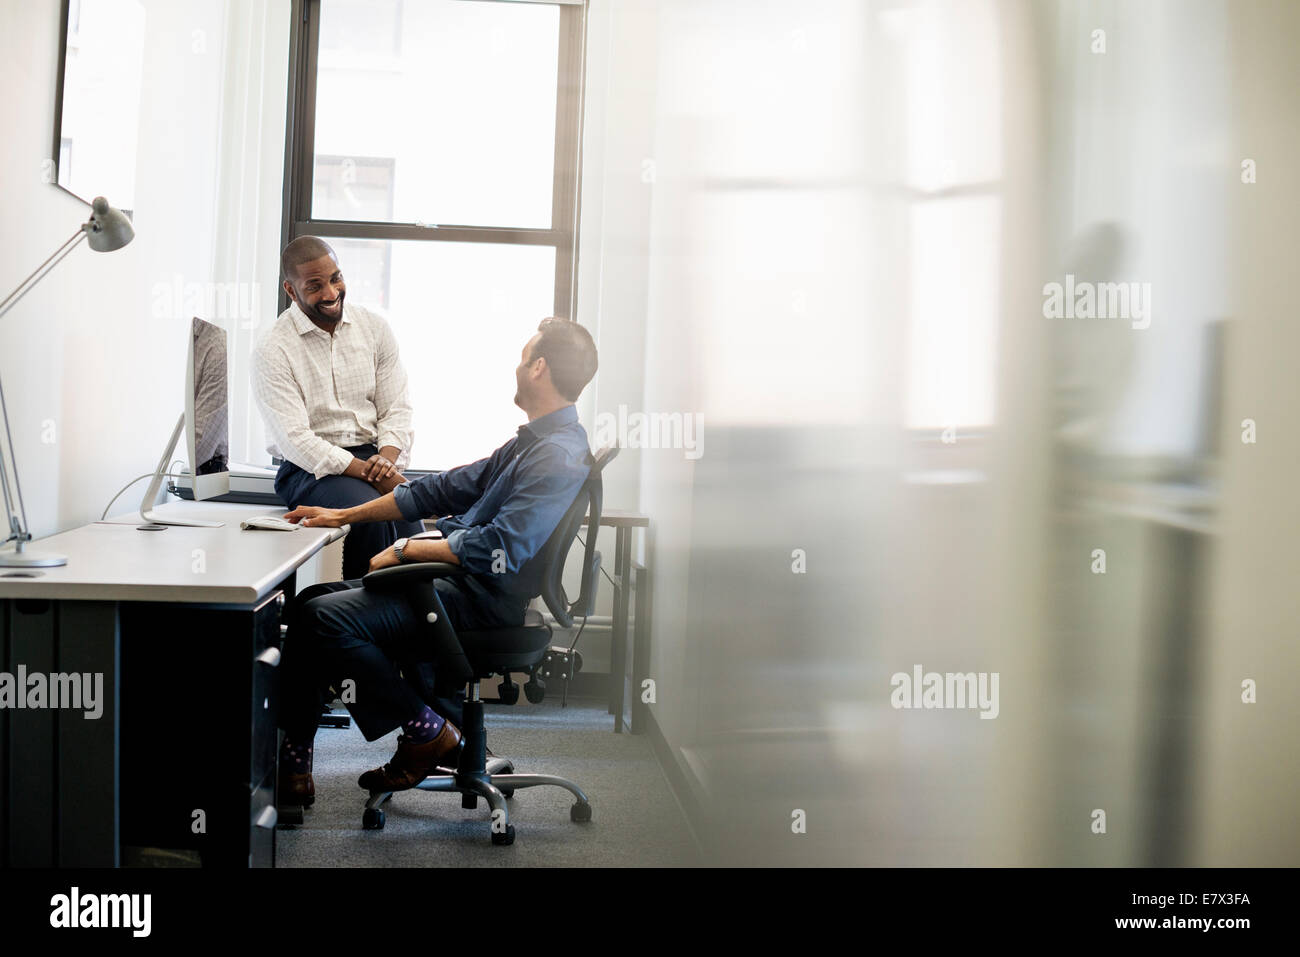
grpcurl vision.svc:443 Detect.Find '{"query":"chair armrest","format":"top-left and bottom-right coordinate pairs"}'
top-left (360, 561), bottom-right (475, 683)
top-left (362, 562), bottom-right (466, 592)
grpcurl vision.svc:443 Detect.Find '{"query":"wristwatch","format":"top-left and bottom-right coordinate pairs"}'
top-left (393, 538), bottom-right (409, 563)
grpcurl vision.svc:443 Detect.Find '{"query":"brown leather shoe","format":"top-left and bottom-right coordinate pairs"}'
top-left (278, 771), bottom-right (315, 807)
top-left (358, 722), bottom-right (463, 793)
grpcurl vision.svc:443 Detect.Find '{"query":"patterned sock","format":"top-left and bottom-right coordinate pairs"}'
top-left (280, 736), bottom-right (314, 774)
top-left (402, 704), bottom-right (445, 743)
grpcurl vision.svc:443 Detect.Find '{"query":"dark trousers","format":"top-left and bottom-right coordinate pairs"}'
top-left (274, 443), bottom-right (424, 581)
top-left (279, 577), bottom-right (527, 742)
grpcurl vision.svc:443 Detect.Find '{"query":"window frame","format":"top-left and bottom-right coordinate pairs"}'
top-left (279, 0), bottom-right (588, 319)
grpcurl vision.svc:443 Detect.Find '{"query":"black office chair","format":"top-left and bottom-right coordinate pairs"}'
top-left (358, 445), bottom-right (617, 845)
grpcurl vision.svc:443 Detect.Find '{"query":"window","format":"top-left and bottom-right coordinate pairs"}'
top-left (282, 0), bottom-right (587, 468)
top-left (312, 155), bottom-right (395, 307)
top-left (891, 0), bottom-right (1002, 431)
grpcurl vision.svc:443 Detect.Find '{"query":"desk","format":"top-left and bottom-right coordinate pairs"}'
top-left (581, 510), bottom-right (649, 734)
top-left (0, 502), bottom-right (345, 867)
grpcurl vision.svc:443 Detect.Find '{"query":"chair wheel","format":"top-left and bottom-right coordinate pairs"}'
top-left (524, 680), bottom-right (545, 704)
top-left (570, 801), bottom-right (592, 823)
top-left (499, 786), bottom-right (515, 799)
top-left (362, 807), bottom-right (385, 830)
top-left (498, 681), bottom-right (519, 705)
top-left (492, 824), bottom-right (516, 846)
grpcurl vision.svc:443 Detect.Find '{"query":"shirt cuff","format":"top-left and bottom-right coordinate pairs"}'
top-left (443, 528), bottom-right (468, 563)
top-left (391, 482), bottom-right (424, 523)
top-left (313, 445), bottom-right (355, 481)
top-left (377, 434), bottom-right (410, 472)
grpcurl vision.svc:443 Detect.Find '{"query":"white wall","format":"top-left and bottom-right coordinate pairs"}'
top-left (0, 0), bottom-right (229, 536)
top-left (214, 0), bottom-right (290, 469)
top-left (1193, 0), bottom-right (1300, 866)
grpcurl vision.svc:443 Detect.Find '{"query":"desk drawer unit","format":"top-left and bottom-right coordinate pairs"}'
top-left (119, 585), bottom-right (287, 867)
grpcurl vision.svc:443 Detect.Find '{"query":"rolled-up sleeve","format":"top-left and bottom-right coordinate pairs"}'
top-left (392, 451), bottom-right (498, 522)
top-left (441, 444), bottom-right (587, 577)
top-left (252, 343), bottom-right (352, 480)
top-left (391, 478), bottom-right (433, 523)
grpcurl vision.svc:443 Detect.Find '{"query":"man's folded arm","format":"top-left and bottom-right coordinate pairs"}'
top-left (391, 445), bottom-right (508, 523)
top-left (252, 346), bottom-right (352, 479)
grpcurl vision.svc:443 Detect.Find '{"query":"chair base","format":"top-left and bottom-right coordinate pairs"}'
top-left (361, 769), bottom-right (592, 844)
top-left (358, 698), bottom-right (592, 844)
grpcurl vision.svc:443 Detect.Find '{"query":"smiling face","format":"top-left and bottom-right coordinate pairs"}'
top-left (283, 253), bottom-right (346, 326)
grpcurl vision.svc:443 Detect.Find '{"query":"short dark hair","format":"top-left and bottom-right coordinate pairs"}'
top-left (281, 236), bottom-right (337, 282)
top-left (529, 317), bottom-right (598, 401)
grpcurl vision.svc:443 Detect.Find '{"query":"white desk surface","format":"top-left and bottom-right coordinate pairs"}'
top-left (0, 501), bottom-right (348, 605)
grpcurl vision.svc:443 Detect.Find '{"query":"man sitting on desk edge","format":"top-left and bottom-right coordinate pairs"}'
top-left (252, 236), bottom-right (422, 581)
top-left (275, 317), bottom-right (598, 806)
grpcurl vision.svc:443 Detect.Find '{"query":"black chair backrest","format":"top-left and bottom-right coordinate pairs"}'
top-left (535, 444), bottom-right (618, 629)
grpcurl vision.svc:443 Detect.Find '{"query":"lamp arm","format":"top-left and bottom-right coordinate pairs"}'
top-left (0, 225), bottom-right (92, 548)
top-left (0, 227), bottom-right (89, 321)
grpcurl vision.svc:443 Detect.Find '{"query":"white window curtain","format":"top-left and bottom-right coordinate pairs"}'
top-left (210, 0), bottom-right (291, 467)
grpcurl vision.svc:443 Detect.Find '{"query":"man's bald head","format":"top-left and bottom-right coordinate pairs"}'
top-left (280, 236), bottom-right (347, 329)
top-left (281, 236), bottom-right (337, 282)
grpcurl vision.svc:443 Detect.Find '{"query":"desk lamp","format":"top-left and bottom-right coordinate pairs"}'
top-left (0, 197), bottom-right (135, 568)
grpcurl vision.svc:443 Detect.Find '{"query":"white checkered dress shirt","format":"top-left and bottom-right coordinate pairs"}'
top-left (252, 300), bottom-right (414, 480)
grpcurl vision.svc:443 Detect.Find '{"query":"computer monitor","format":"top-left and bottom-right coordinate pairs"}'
top-left (188, 317), bottom-right (230, 497)
top-left (137, 317), bottom-right (230, 529)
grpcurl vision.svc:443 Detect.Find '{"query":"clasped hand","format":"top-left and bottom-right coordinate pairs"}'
top-left (362, 454), bottom-right (406, 493)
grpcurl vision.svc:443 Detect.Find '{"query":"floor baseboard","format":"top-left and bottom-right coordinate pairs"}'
top-left (641, 708), bottom-right (709, 862)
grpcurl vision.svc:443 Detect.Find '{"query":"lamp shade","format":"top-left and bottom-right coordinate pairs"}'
top-left (84, 196), bottom-right (134, 252)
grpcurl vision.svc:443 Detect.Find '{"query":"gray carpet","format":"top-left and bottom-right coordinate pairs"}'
top-left (275, 697), bottom-right (700, 867)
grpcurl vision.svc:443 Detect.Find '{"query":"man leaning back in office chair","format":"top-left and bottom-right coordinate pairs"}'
top-left (275, 317), bottom-right (598, 807)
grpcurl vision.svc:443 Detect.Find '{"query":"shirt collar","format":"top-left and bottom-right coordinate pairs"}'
top-left (289, 298), bottom-right (351, 336)
top-left (519, 404), bottom-right (578, 442)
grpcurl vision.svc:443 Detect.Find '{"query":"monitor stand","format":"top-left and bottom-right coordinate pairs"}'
top-left (138, 413), bottom-right (224, 529)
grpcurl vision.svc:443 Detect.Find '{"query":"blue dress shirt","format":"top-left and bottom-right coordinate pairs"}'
top-left (392, 405), bottom-right (592, 601)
